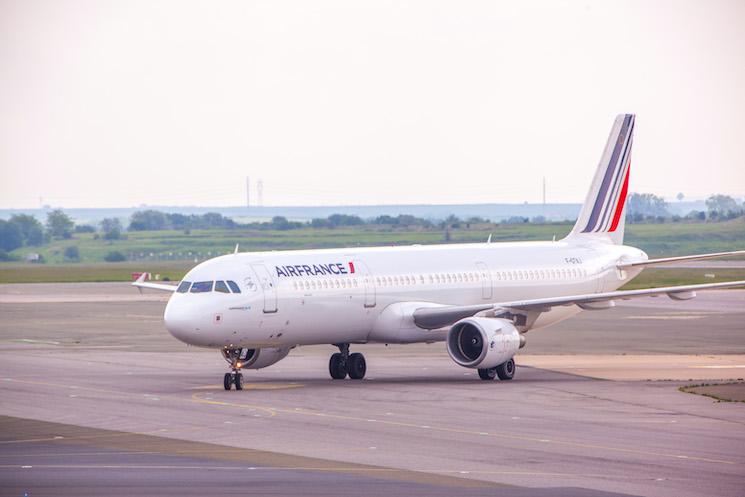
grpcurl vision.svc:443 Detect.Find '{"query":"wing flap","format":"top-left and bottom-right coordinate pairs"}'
top-left (411, 280), bottom-right (745, 329)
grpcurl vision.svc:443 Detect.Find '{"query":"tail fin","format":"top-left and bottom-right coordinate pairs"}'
top-left (567, 113), bottom-right (634, 245)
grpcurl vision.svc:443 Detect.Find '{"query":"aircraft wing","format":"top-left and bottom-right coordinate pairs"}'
top-left (131, 272), bottom-right (178, 293)
top-left (618, 250), bottom-right (745, 269)
top-left (412, 279), bottom-right (745, 329)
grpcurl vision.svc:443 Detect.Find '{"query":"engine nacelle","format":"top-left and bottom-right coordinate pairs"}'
top-left (234, 347), bottom-right (291, 370)
top-left (446, 317), bottom-right (521, 369)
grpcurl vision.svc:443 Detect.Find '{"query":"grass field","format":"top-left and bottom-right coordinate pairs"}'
top-left (2, 218), bottom-right (743, 284)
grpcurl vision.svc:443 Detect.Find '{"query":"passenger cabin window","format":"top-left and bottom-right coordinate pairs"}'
top-left (227, 280), bottom-right (241, 293)
top-left (190, 281), bottom-right (213, 293)
top-left (177, 281), bottom-right (191, 293)
top-left (215, 281), bottom-right (230, 293)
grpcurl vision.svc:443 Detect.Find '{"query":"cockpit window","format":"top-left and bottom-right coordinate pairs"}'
top-left (215, 280), bottom-right (230, 293)
top-left (227, 280), bottom-right (241, 293)
top-left (177, 281), bottom-right (191, 293)
top-left (190, 281), bottom-right (213, 293)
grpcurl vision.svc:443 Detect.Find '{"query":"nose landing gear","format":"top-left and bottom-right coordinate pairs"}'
top-left (224, 371), bottom-right (243, 390)
top-left (222, 348), bottom-right (249, 390)
top-left (329, 343), bottom-right (366, 380)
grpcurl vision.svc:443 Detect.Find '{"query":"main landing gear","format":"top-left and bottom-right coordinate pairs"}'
top-left (329, 343), bottom-right (366, 380)
top-left (477, 358), bottom-right (516, 381)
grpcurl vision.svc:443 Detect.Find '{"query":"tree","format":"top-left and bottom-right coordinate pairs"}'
top-left (9, 214), bottom-right (44, 246)
top-left (129, 210), bottom-right (168, 231)
top-left (676, 192), bottom-right (685, 202)
top-left (0, 220), bottom-right (23, 251)
top-left (327, 214), bottom-right (364, 227)
top-left (100, 218), bottom-right (123, 240)
top-left (46, 209), bottom-right (74, 238)
top-left (63, 245), bottom-right (80, 261)
top-left (310, 217), bottom-right (330, 228)
top-left (705, 195), bottom-right (740, 218)
top-left (626, 193), bottom-right (669, 220)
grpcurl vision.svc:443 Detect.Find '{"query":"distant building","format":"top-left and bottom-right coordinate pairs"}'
top-left (25, 253), bottom-right (41, 262)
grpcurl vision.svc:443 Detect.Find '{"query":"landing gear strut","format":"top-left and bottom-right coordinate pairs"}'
top-left (329, 343), bottom-right (366, 380)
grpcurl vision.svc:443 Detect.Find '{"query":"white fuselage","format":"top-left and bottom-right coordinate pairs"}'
top-left (163, 239), bottom-right (647, 349)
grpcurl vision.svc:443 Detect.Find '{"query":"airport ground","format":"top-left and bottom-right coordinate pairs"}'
top-left (0, 283), bottom-right (744, 496)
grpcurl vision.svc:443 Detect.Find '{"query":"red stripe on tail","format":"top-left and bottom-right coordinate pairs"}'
top-left (609, 166), bottom-right (630, 232)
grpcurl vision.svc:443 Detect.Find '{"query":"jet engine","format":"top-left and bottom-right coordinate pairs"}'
top-left (226, 347), bottom-right (291, 370)
top-left (446, 317), bottom-right (522, 369)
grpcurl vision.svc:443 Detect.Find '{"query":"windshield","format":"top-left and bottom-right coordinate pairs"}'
top-left (190, 281), bottom-right (213, 293)
top-left (177, 281), bottom-right (191, 293)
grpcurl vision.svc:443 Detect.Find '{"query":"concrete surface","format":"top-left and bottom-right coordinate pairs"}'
top-left (1, 283), bottom-right (745, 497)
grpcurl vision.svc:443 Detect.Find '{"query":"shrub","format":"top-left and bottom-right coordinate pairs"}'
top-left (104, 251), bottom-right (126, 262)
top-left (63, 246), bottom-right (80, 261)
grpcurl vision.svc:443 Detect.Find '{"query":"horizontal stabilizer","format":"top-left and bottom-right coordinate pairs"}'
top-left (618, 250), bottom-right (745, 269)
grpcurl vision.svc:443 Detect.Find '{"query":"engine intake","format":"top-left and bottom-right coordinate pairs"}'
top-left (223, 347), bottom-right (291, 370)
top-left (447, 317), bottom-right (521, 369)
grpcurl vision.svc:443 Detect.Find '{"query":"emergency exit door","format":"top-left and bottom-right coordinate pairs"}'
top-left (475, 261), bottom-right (492, 300)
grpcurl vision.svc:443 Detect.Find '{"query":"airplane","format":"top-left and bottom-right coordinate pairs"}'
top-left (134, 114), bottom-right (745, 390)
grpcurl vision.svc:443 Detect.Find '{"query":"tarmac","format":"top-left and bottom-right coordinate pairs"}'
top-left (1, 283), bottom-right (744, 497)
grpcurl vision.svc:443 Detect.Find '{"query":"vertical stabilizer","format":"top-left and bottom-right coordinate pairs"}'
top-left (567, 114), bottom-right (634, 245)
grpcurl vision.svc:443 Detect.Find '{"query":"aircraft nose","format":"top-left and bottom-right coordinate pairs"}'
top-left (164, 298), bottom-right (200, 344)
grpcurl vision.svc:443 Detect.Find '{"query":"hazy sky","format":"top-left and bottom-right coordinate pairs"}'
top-left (1, 0), bottom-right (744, 208)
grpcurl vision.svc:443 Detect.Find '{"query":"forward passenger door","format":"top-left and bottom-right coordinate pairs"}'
top-left (251, 264), bottom-right (278, 313)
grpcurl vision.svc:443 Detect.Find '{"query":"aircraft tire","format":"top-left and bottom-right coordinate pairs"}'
top-left (478, 367), bottom-right (497, 380)
top-left (347, 353), bottom-right (366, 380)
top-left (234, 373), bottom-right (243, 390)
top-left (223, 373), bottom-right (233, 390)
top-left (496, 358), bottom-right (516, 380)
top-left (329, 353), bottom-right (347, 380)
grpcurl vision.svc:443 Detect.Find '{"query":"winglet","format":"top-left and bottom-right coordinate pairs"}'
top-left (131, 271), bottom-right (178, 293)
top-left (132, 272), bottom-right (147, 294)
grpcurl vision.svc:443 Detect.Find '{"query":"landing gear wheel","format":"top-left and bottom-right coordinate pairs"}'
top-left (234, 372), bottom-right (244, 390)
top-left (347, 353), bottom-right (366, 380)
top-left (496, 358), bottom-right (516, 380)
top-left (478, 367), bottom-right (497, 380)
top-left (223, 372), bottom-right (233, 390)
top-left (329, 352), bottom-right (347, 379)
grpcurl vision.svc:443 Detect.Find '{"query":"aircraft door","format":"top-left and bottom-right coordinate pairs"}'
top-left (475, 261), bottom-right (492, 300)
top-left (353, 260), bottom-right (376, 308)
top-left (251, 264), bottom-right (278, 313)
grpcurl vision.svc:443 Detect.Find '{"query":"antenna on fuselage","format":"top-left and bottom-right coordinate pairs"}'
top-left (487, 233), bottom-right (492, 244)
top-left (234, 244), bottom-right (240, 254)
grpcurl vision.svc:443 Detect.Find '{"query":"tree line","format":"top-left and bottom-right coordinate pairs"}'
top-left (1, 193), bottom-right (743, 260)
